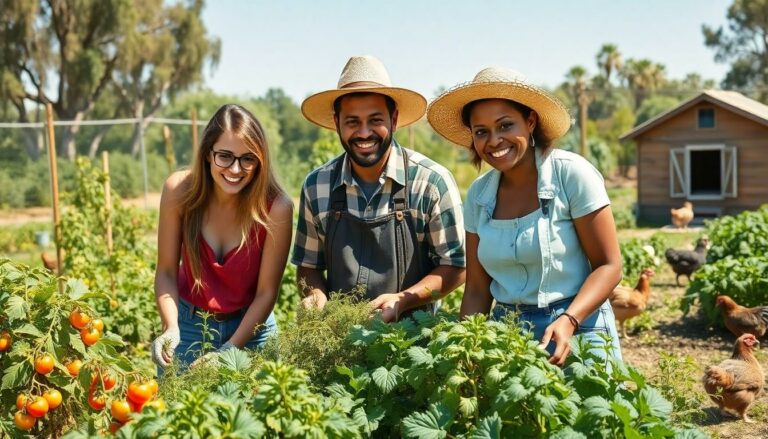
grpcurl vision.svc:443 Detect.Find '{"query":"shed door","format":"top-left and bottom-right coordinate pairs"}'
top-left (723, 146), bottom-right (737, 197)
top-left (669, 148), bottom-right (686, 197)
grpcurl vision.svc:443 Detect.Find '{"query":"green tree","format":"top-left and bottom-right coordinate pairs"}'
top-left (634, 95), bottom-right (681, 125)
top-left (596, 43), bottom-right (623, 86)
top-left (703, 0), bottom-right (768, 102)
top-left (263, 88), bottom-right (320, 162)
top-left (0, 0), bottom-right (219, 160)
top-left (620, 58), bottom-right (667, 109)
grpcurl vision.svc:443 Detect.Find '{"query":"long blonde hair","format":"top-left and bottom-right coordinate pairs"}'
top-left (181, 104), bottom-right (285, 292)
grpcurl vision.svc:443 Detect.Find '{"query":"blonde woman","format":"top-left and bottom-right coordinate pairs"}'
top-left (428, 68), bottom-right (622, 366)
top-left (152, 104), bottom-right (292, 369)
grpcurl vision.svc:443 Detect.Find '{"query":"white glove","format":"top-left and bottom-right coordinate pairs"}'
top-left (151, 328), bottom-right (180, 368)
top-left (190, 341), bottom-right (237, 368)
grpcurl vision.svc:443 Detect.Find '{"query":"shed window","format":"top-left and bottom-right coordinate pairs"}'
top-left (698, 108), bottom-right (715, 128)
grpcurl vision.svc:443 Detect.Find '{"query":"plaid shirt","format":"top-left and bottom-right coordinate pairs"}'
top-left (292, 142), bottom-right (465, 270)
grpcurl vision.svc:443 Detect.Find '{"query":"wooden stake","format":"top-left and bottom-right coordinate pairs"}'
top-left (101, 151), bottom-right (117, 303)
top-left (191, 108), bottom-right (198, 156)
top-left (45, 104), bottom-right (64, 292)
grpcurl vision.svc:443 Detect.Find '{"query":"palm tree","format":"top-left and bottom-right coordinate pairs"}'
top-left (596, 44), bottom-right (622, 86)
top-left (620, 58), bottom-right (667, 109)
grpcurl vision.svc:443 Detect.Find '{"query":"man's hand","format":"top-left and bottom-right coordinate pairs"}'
top-left (369, 293), bottom-right (404, 323)
top-left (301, 290), bottom-right (328, 310)
top-left (151, 327), bottom-right (180, 368)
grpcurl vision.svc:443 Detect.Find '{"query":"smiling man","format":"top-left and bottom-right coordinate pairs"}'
top-left (292, 55), bottom-right (466, 322)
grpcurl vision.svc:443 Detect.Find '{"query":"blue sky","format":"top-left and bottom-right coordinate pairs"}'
top-left (202, 0), bottom-right (732, 103)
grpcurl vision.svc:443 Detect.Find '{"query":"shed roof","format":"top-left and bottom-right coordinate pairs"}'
top-left (620, 90), bottom-right (768, 140)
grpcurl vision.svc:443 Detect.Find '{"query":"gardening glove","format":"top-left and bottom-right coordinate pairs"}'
top-left (190, 341), bottom-right (237, 368)
top-left (151, 327), bottom-right (180, 368)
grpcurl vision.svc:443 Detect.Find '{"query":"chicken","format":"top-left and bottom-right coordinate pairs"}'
top-left (702, 333), bottom-right (764, 422)
top-left (671, 201), bottom-right (694, 229)
top-left (664, 237), bottom-right (708, 287)
top-left (41, 252), bottom-right (58, 271)
top-left (716, 295), bottom-right (768, 338)
top-left (609, 268), bottom-right (655, 338)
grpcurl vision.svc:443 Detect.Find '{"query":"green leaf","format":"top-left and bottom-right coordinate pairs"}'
top-left (534, 393), bottom-right (559, 417)
top-left (32, 282), bottom-right (57, 303)
top-left (407, 346), bottom-right (434, 365)
top-left (458, 396), bottom-right (478, 418)
top-left (353, 405), bottom-right (385, 434)
top-left (14, 323), bottom-right (44, 337)
top-left (582, 396), bottom-right (613, 418)
top-left (522, 366), bottom-right (550, 387)
top-left (371, 365), bottom-right (399, 394)
top-left (640, 387), bottom-right (672, 418)
top-left (66, 278), bottom-right (88, 300)
top-left (6, 296), bottom-right (27, 322)
top-left (218, 348), bottom-right (251, 371)
top-left (470, 412), bottom-right (502, 439)
top-left (402, 406), bottom-right (450, 439)
top-left (1, 361), bottom-right (32, 390)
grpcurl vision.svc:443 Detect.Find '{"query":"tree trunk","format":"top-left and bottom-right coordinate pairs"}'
top-left (87, 126), bottom-right (112, 158)
top-left (59, 112), bottom-right (86, 160)
top-left (130, 101), bottom-right (146, 158)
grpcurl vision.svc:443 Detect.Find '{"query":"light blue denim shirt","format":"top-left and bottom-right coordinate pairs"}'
top-left (464, 148), bottom-right (610, 307)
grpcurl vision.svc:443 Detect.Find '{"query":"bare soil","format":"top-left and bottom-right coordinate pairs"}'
top-left (0, 193), bottom-right (161, 226)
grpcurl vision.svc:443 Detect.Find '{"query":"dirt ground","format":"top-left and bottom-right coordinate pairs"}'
top-left (620, 256), bottom-right (768, 438)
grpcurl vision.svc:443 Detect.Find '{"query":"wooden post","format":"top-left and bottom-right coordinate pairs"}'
top-left (45, 104), bottom-right (64, 292)
top-left (191, 108), bottom-right (198, 157)
top-left (102, 151), bottom-right (117, 304)
top-left (577, 83), bottom-right (590, 159)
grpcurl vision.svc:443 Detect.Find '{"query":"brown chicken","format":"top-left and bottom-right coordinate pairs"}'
top-left (702, 333), bottom-right (764, 422)
top-left (41, 252), bottom-right (58, 271)
top-left (716, 295), bottom-right (768, 338)
top-left (609, 268), bottom-right (655, 338)
top-left (671, 201), bottom-right (694, 229)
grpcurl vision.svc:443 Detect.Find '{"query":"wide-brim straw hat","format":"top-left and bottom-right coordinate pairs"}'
top-left (302, 55), bottom-right (427, 130)
top-left (427, 67), bottom-right (572, 147)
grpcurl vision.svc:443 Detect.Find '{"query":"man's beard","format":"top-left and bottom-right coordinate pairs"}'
top-left (340, 133), bottom-right (393, 168)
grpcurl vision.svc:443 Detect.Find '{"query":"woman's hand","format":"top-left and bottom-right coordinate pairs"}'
top-left (538, 315), bottom-right (577, 367)
top-left (151, 327), bottom-right (180, 368)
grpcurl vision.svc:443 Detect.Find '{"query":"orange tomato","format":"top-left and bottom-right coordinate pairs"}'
top-left (109, 299), bottom-right (118, 309)
top-left (144, 399), bottom-right (166, 411)
top-left (0, 331), bottom-right (11, 352)
top-left (14, 411), bottom-right (36, 431)
top-left (34, 354), bottom-right (55, 375)
top-left (43, 389), bottom-right (62, 410)
top-left (127, 381), bottom-right (153, 405)
top-left (87, 391), bottom-right (106, 410)
top-left (69, 308), bottom-right (91, 329)
top-left (16, 394), bottom-right (27, 410)
top-left (92, 372), bottom-right (117, 390)
top-left (110, 400), bottom-right (131, 422)
top-left (91, 318), bottom-right (105, 332)
top-left (80, 328), bottom-right (101, 346)
top-left (66, 359), bottom-right (83, 377)
top-left (25, 396), bottom-right (49, 418)
top-left (146, 379), bottom-right (159, 395)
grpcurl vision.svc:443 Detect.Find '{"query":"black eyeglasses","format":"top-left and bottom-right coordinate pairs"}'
top-left (211, 150), bottom-right (259, 171)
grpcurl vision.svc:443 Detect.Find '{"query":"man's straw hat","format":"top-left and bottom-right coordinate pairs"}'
top-left (427, 67), bottom-right (572, 147)
top-left (302, 55), bottom-right (427, 130)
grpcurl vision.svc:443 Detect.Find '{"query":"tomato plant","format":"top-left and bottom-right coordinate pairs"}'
top-left (13, 411), bottom-right (36, 431)
top-left (65, 359), bottom-right (83, 377)
top-left (43, 389), bottom-right (63, 410)
top-left (109, 400), bottom-right (131, 422)
top-left (69, 309), bottom-right (90, 330)
top-left (0, 331), bottom-right (11, 352)
top-left (34, 353), bottom-right (55, 375)
top-left (79, 328), bottom-right (101, 346)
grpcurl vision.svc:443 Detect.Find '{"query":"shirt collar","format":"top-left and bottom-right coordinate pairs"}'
top-left (475, 147), bottom-right (560, 209)
top-left (333, 140), bottom-right (406, 190)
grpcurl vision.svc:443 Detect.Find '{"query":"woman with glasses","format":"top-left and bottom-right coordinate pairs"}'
top-left (152, 104), bottom-right (292, 370)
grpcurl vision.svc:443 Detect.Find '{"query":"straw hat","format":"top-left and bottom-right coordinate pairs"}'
top-left (301, 55), bottom-right (427, 130)
top-left (427, 67), bottom-right (572, 147)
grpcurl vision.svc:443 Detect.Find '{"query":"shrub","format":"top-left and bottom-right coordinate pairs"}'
top-left (619, 235), bottom-right (665, 286)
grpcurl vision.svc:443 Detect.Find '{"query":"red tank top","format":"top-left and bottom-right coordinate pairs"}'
top-left (178, 223), bottom-right (268, 313)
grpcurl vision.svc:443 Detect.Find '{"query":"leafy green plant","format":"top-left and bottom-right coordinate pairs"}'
top-left (620, 235), bottom-right (665, 286)
top-left (649, 352), bottom-right (707, 425)
top-left (0, 259), bottom-right (145, 438)
top-left (682, 206), bottom-right (768, 322)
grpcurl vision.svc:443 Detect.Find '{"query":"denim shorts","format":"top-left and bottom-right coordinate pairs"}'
top-left (174, 299), bottom-right (278, 367)
top-left (492, 296), bottom-right (622, 362)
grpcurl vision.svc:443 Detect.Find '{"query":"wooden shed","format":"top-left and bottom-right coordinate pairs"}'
top-left (620, 90), bottom-right (768, 224)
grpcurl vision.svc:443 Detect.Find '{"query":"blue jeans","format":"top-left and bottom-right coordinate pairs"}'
top-left (492, 296), bottom-right (622, 362)
top-left (175, 299), bottom-right (278, 367)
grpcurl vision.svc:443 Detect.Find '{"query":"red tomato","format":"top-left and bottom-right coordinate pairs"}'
top-left (88, 391), bottom-right (106, 411)
top-left (80, 328), bottom-right (101, 346)
top-left (66, 359), bottom-right (83, 377)
top-left (15, 394), bottom-right (27, 410)
top-left (127, 382), bottom-right (153, 405)
top-left (91, 318), bottom-right (105, 332)
top-left (34, 354), bottom-right (55, 375)
top-left (127, 398), bottom-right (144, 413)
top-left (69, 309), bottom-right (91, 329)
top-left (92, 372), bottom-right (117, 390)
top-left (25, 396), bottom-right (49, 418)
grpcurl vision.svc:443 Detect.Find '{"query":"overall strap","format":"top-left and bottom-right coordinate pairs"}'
top-left (329, 155), bottom-right (347, 214)
top-left (392, 148), bottom-right (409, 215)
